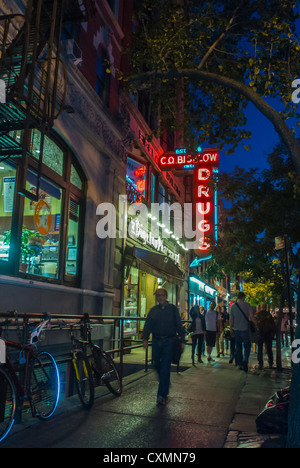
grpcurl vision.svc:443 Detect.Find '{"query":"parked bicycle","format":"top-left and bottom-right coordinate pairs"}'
top-left (69, 313), bottom-right (122, 410)
top-left (69, 321), bottom-right (94, 409)
top-left (0, 311), bottom-right (60, 443)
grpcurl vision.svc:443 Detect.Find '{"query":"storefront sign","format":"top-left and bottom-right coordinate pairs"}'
top-left (193, 150), bottom-right (219, 257)
top-left (158, 149), bottom-right (218, 171)
top-left (128, 218), bottom-right (180, 264)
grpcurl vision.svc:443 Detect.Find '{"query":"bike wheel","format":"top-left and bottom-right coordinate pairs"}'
top-left (0, 367), bottom-right (17, 442)
top-left (29, 352), bottom-right (60, 419)
top-left (73, 351), bottom-right (94, 409)
top-left (92, 346), bottom-right (122, 396)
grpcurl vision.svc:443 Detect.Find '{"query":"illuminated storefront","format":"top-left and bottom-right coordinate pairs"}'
top-left (123, 128), bottom-right (188, 336)
top-left (189, 275), bottom-right (217, 310)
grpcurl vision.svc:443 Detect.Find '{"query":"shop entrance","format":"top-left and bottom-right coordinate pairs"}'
top-left (123, 266), bottom-right (177, 339)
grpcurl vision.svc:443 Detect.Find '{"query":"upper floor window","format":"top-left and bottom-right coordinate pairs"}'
top-left (96, 50), bottom-right (110, 106)
top-left (107, 0), bottom-right (119, 17)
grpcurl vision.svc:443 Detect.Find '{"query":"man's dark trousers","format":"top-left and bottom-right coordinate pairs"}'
top-left (152, 336), bottom-right (174, 399)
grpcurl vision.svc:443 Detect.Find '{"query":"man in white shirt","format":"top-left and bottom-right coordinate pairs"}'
top-left (230, 291), bottom-right (254, 372)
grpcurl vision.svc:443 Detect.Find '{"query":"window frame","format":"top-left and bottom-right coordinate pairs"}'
top-left (0, 129), bottom-right (86, 287)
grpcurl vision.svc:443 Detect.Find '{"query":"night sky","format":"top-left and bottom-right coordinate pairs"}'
top-left (219, 101), bottom-right (281, 174)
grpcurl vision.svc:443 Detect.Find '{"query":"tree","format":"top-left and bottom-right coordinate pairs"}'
top-left (128, 0), bottom-right (300, 173)
top-left (211, 142), bottom-right (300, 290)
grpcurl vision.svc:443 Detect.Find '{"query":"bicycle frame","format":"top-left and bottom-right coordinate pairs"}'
top-left (1, 315), bottom-right (52, 409)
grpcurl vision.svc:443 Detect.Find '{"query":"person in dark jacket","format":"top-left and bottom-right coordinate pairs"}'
top-left (255, 302), bottom-right (276, 369)
top-left (142, 288), bottom-right (185, 405)
top-left (189, 305), bottom-right (206, 365)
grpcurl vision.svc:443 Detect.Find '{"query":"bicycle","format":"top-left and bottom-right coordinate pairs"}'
top-left (82, 314), bottom-right (122, 398)
top-left (69, 322), bottom-right (95, 410)
top-left (69, 313), bottom-right (122, 410)
top-left (0, 311), bottom-right (60, 443)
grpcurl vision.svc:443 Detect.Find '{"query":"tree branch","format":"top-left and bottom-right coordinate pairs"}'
top-left (129, 68), bottom-right (300, 174)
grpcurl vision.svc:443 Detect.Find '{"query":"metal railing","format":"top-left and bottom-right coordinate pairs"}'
top-left (0, 310), bottom-right (191, 401)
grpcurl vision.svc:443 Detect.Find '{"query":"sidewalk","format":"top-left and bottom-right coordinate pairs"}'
top-left (0, 345), bottom-right (292, 448)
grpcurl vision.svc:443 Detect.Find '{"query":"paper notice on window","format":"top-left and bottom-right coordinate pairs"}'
top-left (3, 177), bottom-right (15, 213)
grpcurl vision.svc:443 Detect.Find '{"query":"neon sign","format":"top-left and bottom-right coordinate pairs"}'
top-left (193, 150), bottom-right (219, 257)
top-left (158, 149), bottom-right (219, 171)
top-left (157, 146), bottom-right (219, 259)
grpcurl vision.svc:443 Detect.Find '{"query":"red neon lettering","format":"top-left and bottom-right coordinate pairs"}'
top-left (197, 202), bottom-right (211, 215)
top-left (160, 156), bottom-right (166, 165)
top-left (198, 219), bottom-right (210, 232)
top-left (209, 153), bottom-right (218, 161)
top-left (198, 185), bottom-right (210, 198)
top-left (197, 168), bottom-right (210, 181)
top-left (197, 238), bottom-right (211, 250)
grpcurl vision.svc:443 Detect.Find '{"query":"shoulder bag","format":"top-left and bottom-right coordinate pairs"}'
top-left (235, 302), bottom-right (258, 343)
top-left (171, 307), bottom-right (183, 365)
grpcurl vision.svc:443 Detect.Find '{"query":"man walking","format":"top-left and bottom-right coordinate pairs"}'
top-left (230, 291), bottom-right (254, 372)
top-left (142, 288), bottom-right (185, 405)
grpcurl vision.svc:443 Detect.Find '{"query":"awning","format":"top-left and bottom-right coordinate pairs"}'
top-left (125, 246), bottom-right (184, 285)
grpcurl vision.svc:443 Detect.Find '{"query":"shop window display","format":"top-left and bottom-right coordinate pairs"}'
top-left (0, 129), bottom-right (85, 285)
top-left (126, 157), bottom-right (146, 201)
top-left (124, 266), bottom-right (139, 336)
top-left (65, 197), bottom-right (81, 277)
top-left (20, 170), bottom-right (62, 278)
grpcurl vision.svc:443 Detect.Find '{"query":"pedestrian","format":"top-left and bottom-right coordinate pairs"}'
top-left (220, 306), bottom-right (229, 355)
top-left (281, 313), bottom-right (289, 347)
top-left (229, 292), bottom-right (254, 372)
top-left (216, 305), bottom-right (225, 357)
top-left (205, 300), bottom-right (218, 362)
top-left (255, 302), bottom-right (276, 369)
top-left (142, 288), bottom-right (186, 405)
top-left (189, 305), bottom-right (206, 365)
top-left (200, 306), bottom-right (206, 355)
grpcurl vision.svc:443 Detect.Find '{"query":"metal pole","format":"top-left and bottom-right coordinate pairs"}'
top-left (284, 235), bottom-right (294, 344)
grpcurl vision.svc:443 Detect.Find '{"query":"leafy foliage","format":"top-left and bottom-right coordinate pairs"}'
top-left (211, 142), bottom-right (300, 306)
top-left (130, 0), bottom-right (300, 157)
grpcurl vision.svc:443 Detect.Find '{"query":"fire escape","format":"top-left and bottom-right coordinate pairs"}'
top-left (0, 0), bottom-right (83, 200)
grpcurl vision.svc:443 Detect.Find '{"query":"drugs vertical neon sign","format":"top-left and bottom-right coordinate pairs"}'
top-left (193, 150), bottom-right (219, 258)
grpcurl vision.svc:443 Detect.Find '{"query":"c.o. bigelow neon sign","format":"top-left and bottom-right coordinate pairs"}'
top-left (158, 148), bottom-right (219, 257)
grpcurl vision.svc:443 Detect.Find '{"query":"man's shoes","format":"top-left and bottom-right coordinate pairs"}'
top-left (243, 361), bottom-right (248, 372)
top-left (156, 396), bottom-right (169, 406)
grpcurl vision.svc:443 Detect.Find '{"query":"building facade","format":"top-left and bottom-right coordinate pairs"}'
top-left (0, 0), bottom-right (191, 329)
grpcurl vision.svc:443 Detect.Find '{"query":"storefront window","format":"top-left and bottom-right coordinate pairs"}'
top-left (126, 157), bottom-right (146, 199)
top-left (30, 129), bottom-right (64, 176)
top-left (124, 266), bottom-right (139, 335)
top-left (20, 170), bottom-right (62, 278)
top-left (65, 197), bottom-right (80, 277)
top-left (0, 129), bottom-right (85, 285)
top-left (71, 164), bottom-right (82, 190)
top-left (0, 161), bottom-right (16, 261)
top-left (158, 183), bottom-right (166, 214)
top-left (150, 172), bottom-right (156, 203)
